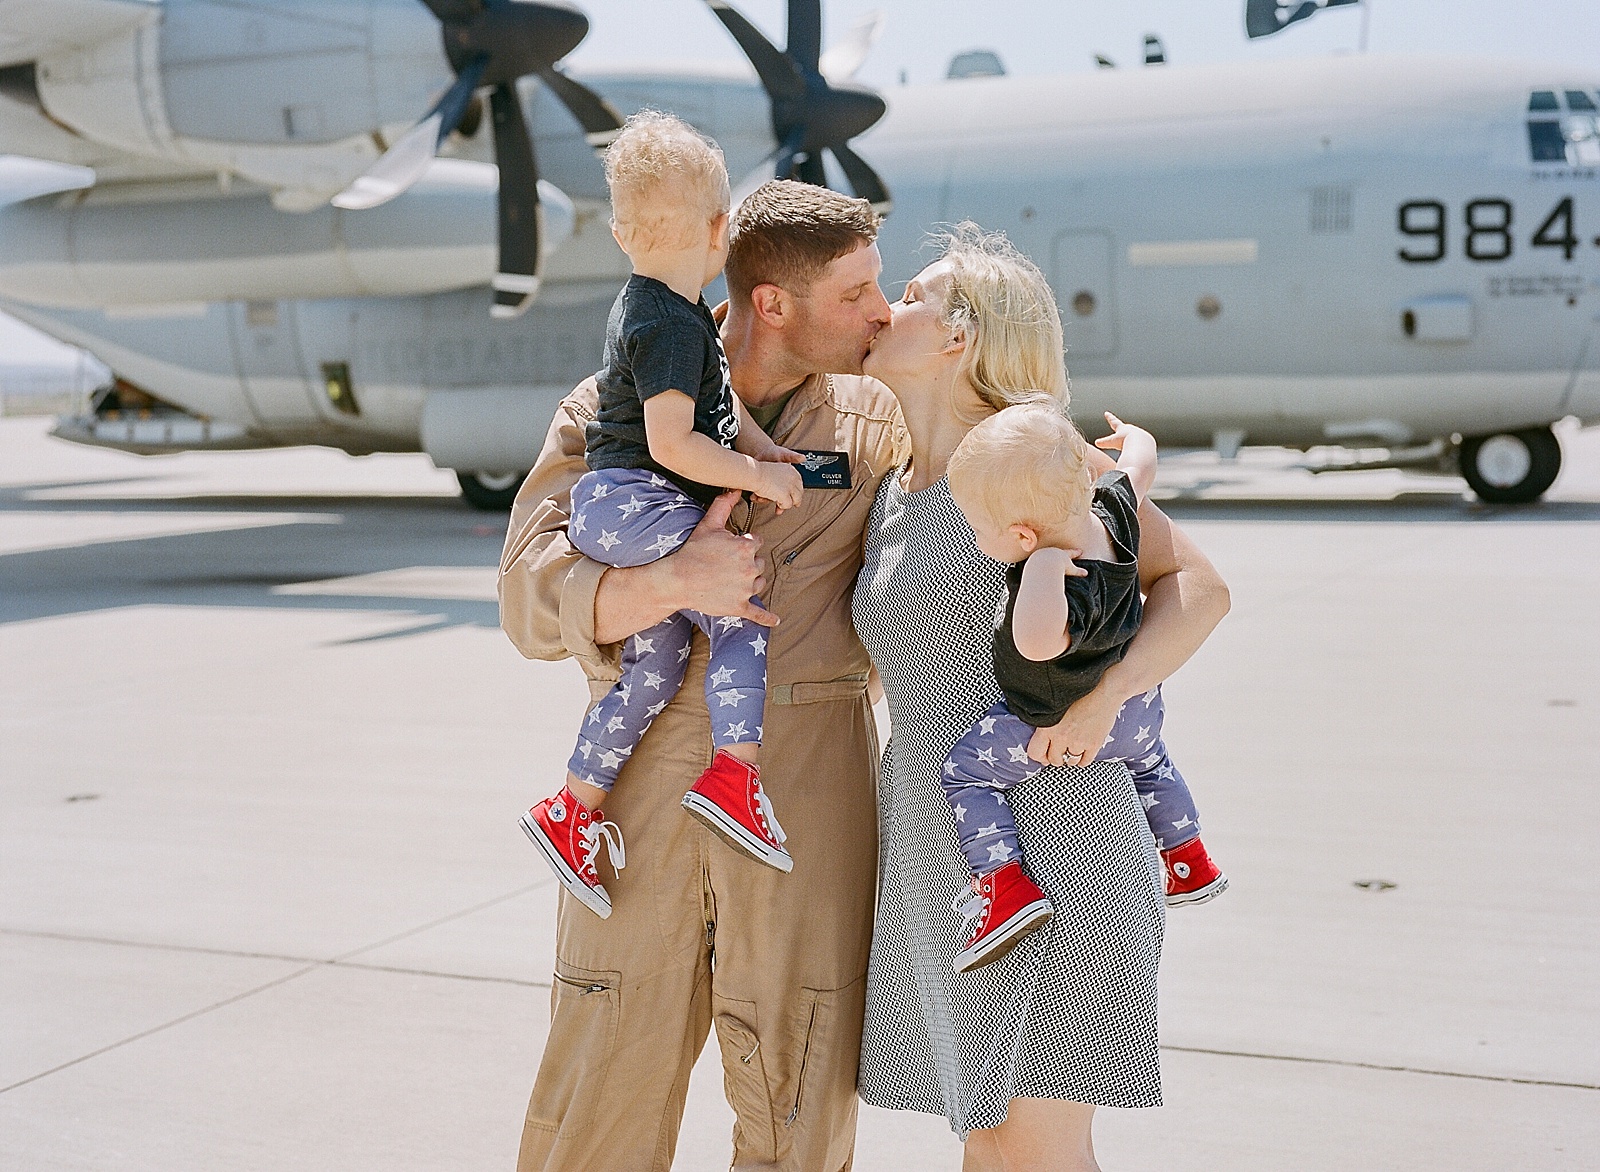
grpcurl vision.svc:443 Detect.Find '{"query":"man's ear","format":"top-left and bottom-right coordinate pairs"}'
top-left (610, 222), bottom-right (626, 252)
top-left (710, 210), bottom-right (730, 249)
top-left (750, 282), bottom-right (791, 329)
top-left (1010, 524), bottom-right (1039, 554)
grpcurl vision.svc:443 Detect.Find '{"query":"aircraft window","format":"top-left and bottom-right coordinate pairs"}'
top-left (1528, 121), bottom-right (1568, 162)
top-left (1528, 91), bottom-right (1559, 112)
top-left (1566, 91), bottom-right (1598, 112)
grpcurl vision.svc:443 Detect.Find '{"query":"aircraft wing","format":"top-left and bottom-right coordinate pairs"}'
top-left (0, 0), bottom-right (158, 69)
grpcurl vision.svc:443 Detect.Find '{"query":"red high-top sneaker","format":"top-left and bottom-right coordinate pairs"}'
top-left (1162, 836), bottom-right (1228, 906)
top-left (953, 859), bottom-right (1054, 974)
top-left (520, 785), bottom-right (625, 919)
top-left (681, 750), bottom-right (793, 872)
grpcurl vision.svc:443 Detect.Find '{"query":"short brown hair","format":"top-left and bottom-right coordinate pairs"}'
top-left (604, 110), bottom-right (730, 251)
top-left (726, 180), bottom-right (880, 302)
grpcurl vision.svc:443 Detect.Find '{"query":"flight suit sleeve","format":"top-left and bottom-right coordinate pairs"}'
top-left (497, 380), bottom-right (613, 667)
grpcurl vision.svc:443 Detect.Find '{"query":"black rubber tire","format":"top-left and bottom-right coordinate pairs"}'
top-left (1458, 426), bottom-right (1561, 505)
top-left (456, 470), bottom-right (527, 510)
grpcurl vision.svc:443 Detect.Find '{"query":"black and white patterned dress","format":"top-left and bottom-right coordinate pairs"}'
top-left (852, 470), bottom-right (1165, 1135)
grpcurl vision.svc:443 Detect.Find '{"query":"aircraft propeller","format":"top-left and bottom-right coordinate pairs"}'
top-left (335, 0), bottom-right (622, 319)
top-left (704, 1), bottom-right (892, 214)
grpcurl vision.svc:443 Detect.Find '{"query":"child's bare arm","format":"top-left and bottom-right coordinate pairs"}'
top-left (643, 390), bottom-right (802, 510)
top-left (1010, 547), bottom-right (1080, 661)
top-left (1094, 411), bottom-right (1158, 505)
top-left (732, 398), bottom-right (807, 466)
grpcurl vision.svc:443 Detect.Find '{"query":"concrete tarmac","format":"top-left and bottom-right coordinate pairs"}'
top-left (2, 416), bottom-right (1597, 1170)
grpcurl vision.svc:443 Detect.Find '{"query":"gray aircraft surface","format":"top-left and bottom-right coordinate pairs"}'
top-left (0, 0), bottom-right (1596, 506)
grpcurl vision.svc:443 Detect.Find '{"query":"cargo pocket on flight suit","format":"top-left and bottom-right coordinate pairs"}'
top-left (524, 962), bottom-right (620, 1138)
top-left (715, 983), bottom-right (851, 1167)
top-left (784, 983), bottom-right (851, 1139)
top-left (714, 1010), bottom-right (779, 1164)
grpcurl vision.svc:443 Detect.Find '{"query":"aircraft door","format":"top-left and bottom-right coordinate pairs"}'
top-left (1052, 230), bottom-right (1118, 359)
top-left (227, 300), bottom-right (320, 430)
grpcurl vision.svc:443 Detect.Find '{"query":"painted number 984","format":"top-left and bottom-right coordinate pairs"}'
top-left (1397, 197), bottom-right (1581, 263)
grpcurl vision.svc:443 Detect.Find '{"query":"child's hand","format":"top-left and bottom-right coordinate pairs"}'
top-left (1093, 411), bottom-right (1151, 454)
top-left (1027, 546), bottom-right (1088, 579)
top-left (752, 460), bottom-right (804, 512)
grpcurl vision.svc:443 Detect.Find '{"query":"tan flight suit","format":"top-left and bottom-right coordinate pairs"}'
top-left (499, 369), bottom-right (905, 1172)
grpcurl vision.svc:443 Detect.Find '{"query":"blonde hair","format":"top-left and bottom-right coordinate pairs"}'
top-left (604, 110), bottom-right (731, 251)
top-left (930, 222), bottom-right (1069, 420)
top-left (946, 400), bottom-right (1094, 532)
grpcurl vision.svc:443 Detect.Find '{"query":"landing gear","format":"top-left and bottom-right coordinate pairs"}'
top-left (1458, 427), bottom-right (1561, 505)
top-left (456, 470), bottom-right (527, 510)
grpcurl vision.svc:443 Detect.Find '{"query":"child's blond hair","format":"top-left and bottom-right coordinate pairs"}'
top-left (604, 110), bottom-right (731, 252)
top-left (946, 400), bottom-right (1094, 533)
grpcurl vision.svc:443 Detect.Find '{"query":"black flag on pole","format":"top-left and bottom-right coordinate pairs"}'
top-left (1246, 0), bottom-right (1362, 40)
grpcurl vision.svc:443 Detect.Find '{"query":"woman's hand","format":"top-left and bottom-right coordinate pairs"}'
top-left (1026, 684), bottom-right (1127, 767)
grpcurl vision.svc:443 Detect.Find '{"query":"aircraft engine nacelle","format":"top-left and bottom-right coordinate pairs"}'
top-left (0, 161), bottom-right (575, 308)
top-left (32, 0), bottom-right (451, 207)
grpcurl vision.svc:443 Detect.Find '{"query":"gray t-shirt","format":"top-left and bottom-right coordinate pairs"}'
top-left (585, 274), bottom-right (740, 506)
top-left (993, 471), bottom-right (1143, 728)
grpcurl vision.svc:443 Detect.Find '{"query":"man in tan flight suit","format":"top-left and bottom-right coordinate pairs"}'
top-left (501, 182), bottom-right (900, 1172)
top-left (500, 181), bottom-right (1229, 1170)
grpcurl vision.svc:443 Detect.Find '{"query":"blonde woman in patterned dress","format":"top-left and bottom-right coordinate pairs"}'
top-left (852, 225), bottom-right (1231, 1171)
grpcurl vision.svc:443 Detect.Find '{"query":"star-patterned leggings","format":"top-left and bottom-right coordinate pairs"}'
top-left (942, 685), bottom-right (1202, 875)
top-left (565, 467), bottom-right (768, 792)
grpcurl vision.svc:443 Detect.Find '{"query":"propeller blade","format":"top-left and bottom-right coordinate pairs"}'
top-left (332, 55), bottom-right (486, 210)
top-left (786, 0), bottom-right (822, 73)
top-left (420, 0), bottom-right (484, 22)
top-left (332, 115), bottom-right (443, 210)
top-left (489, 82), bottom-right (542, 318)
top-left (818, 10), bottom-right (884, 84)
top-left (704, 1), bottom-right (805, 101)
top-left (795, 151), bottom-right (826, 188)
top-left (772, 124), bottom-right (806, 181)
top-left (729, 152), bottom-right (780, 212)
top-left (829, 142), bottom-right (890, 214)
top-left (535, 65), bottom-right (623, 147)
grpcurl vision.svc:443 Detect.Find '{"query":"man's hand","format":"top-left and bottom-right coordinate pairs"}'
top-left (592, 491), bottom-right (776, 644)
top-left (676, 491), bottom-right (779, 623)
top-left (1026, 685), bottom-right (1125, 767)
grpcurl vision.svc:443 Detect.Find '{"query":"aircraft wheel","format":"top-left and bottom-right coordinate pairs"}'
top-left (1458, 426), bottom-right (1561, 504)
top-left (456, 470), bottom-right (527, 510)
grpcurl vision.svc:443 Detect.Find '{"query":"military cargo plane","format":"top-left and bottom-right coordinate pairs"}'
top-left (0, 0), bottom-right (1595, 506)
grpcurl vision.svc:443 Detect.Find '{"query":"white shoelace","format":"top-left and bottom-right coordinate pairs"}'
top-left (580, 818), bottom-right (626, 875)
top-left (754, 783), bottom-right (787, 845)
top-left (952, 883), bottom-right (987, 936)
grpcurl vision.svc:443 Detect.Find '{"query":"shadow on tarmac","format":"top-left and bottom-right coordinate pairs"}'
top-left (7, 477), bottom-right (1599, 631)
top-left (1158, 492), bottom-right (1600, 524)
top-left (0, 480), bottom-right (503, 633)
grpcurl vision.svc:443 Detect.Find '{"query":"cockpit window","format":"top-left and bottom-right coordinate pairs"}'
top-left (1529, 120), bottom-right (1568, 161)
top-left (1566, 91), bottom-right (1598, 112)
top-left (1529, 91), bottom-right (1560, 112)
